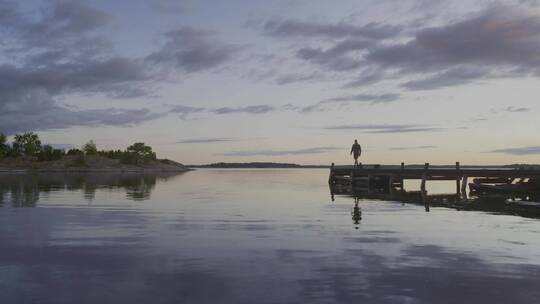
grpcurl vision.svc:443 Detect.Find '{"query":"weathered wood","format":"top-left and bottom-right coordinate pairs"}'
top-left (456, 162), bottom-right (461, 194)
top-left (328, 163), bottom-right (335, 184)
top-left (333, 176), bottom-right (351, 182)
top-left (331, 167), bottom-right (540, 179)
top-left (421, 163), bottom-right (429, 192)
top-left (461, 175), bottom-right (468, 194)
top-left (400, 163), bottom-right (405, 190)
top-left (329, 162), bottom-right (540, 196)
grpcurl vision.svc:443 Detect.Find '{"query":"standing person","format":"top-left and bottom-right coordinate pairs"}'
top-left (350, 139), bottom-right (362, 167)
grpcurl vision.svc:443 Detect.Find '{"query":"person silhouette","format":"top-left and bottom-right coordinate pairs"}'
top-left (350, 140), bottom-right (362, 167)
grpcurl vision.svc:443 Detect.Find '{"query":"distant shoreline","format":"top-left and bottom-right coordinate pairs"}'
top-left (0, 156), bottom-right (192, 173)
top-left (188, 162), bottom-right (540, 169)
top-left (0, 168), bottom-right (192, 174)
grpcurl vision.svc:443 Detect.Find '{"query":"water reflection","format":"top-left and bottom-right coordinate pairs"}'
top-left (0, 172), bottom-right (185, 206)
top-left (1, 169), bottom-right (540, 303)
top-left (331, 183), bottom-right (540, 219)
top-left (351, 197), bottom-right (362, 228)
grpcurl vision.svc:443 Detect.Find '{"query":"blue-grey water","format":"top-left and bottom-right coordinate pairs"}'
top-left (1, 169), bottom-right (540, 304)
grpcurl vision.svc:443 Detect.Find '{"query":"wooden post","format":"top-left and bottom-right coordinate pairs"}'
top-left (422, 162), bottom-right (429, 211)
top-left (461, 175), bottom-right (468, 195)
top-left (389, 174), bottom-right (394, 194)
top-left (421, 163), bottom-right (429, 192)
top-left (455, 162), bottom-right (461, 195)
top-left (328, 163), bottom-right (335, 184)
top-left (400, 162), bottom-right (405, 190)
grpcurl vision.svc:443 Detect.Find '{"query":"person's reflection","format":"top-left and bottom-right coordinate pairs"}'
top-left (352, 197), bottom-right (362, 229)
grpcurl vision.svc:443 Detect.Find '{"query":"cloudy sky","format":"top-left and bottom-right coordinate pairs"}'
top-left (1, 0), bottom-right (539, 165)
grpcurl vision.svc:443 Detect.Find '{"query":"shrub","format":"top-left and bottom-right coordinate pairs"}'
top-left (37, 145), bottom-right (65, 162)
top-left (73, 155), bottom-right (87, 166)
top-left (0, 133), bottom-right (8, 159)
top-left (98, 149), bottom-right (124, 159)
top-left (120, 152), bottom-right (139, 165)
top-left (67, 148), bottom-right (84, 156)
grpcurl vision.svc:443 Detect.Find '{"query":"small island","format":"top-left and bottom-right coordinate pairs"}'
top-left (0, 132), bottom-right (190, 173)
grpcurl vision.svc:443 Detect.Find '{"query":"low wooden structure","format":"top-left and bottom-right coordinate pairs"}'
top-left (330, 163), bottom-right (540, 219)
top-left (329, 162), bottom-right (540, 195)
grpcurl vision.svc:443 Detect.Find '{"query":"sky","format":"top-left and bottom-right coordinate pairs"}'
top-left (0, 0), bottom-right (539, 165)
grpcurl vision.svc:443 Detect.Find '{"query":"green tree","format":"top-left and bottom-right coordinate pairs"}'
top-left (82, 140), bottom-right (97, 155)
top-left (67, 148), bottom-right (84, 156)
top-left (0, 133), bottom-right (8, 159)
top-left (122, 143), bottom-right (156, 165)
top-left (12, 132), bottom-right (42, 157)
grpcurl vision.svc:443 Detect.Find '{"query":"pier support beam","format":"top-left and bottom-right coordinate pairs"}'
top-left (456, 162), bottom-right (461, 195)
top-left (461, 175), bottom-right (468, 195)
top-left (421, 163), bottom-right (429, 192)
top-left (400, 162), bottom-right (405, 190)
top-left (389, 174), bottom-right (395, 195)
top-left (328, 163), bottom-right (335, 185)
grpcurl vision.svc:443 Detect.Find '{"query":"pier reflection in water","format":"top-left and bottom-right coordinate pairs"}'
top-left (330, 182), bottom-right (540, 221)
top-left (0, 173), bottom-right (184, 207)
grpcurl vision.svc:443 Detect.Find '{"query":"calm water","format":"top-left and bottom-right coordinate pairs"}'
top-left (1, 169), bottom-right (540, 304)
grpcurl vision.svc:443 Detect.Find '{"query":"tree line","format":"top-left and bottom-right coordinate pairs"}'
top-left (0, 132), bottom-right (156, 165)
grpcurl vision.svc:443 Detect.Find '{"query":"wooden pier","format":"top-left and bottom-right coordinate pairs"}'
top-left (329, 162), bottom-right (540, 219)
top-left (329, 162), bottom-right (540, 195)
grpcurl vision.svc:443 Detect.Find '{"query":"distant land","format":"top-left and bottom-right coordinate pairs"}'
top-left (0, 155), bottom-right (191, 173)
top-left (188, 162), bottom-right (329, 169)
top-left (188, 162), bottom-right (540, 169)
top-left (0, 132), bottom-right (190, 173)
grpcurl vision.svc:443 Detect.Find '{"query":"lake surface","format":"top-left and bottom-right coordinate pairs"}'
top-left (1, 169), bottom-right (540, 303)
